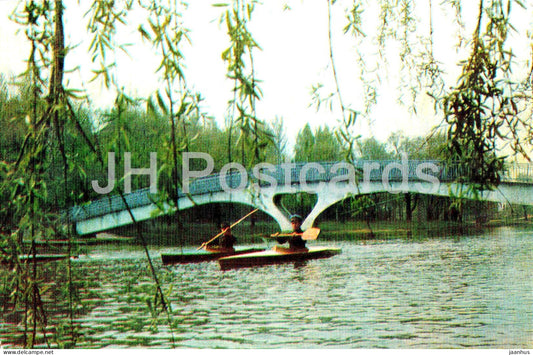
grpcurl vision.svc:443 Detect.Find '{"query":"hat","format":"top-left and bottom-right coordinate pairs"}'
top-left (290, 214), bottom-right (303, 222)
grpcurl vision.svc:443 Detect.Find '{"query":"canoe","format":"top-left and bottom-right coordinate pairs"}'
top-left (1, 254), bottom-right (73, 265)
top-left (28, 235), bottom-right (135, 246)
top-left (218, 246), bottom-right (341, 270)
top-left (161, 248), bottom-right (265, 265)
top-left (19, 254), bottom-right (74, 262)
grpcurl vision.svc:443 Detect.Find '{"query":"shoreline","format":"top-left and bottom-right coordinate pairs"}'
top-left (1, 217), bottom-right (531, 248)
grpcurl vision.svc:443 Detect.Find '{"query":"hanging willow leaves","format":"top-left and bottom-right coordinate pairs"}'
top-left (326, 0), bottom-right (360, 162)
top-left (219, 0), bottom-right (272, 167)
top-left (441, 0), bottom-right (532, 191)
top-left (1, 0), bottom-right (90, 347)
top-left (85, 1), bottom-right (180, 337)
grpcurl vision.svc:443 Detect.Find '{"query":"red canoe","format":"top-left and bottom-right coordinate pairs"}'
top-left (218, 246), bottom-right (341, 270)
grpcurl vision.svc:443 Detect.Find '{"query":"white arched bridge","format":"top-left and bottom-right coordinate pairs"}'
top-left (69, 160), bottom-right (533, 235)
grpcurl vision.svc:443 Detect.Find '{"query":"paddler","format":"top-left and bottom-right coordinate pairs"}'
top-left (203, 222), bottom-right (237, 252)
top-left (275, 214), bottom-right (308, 252)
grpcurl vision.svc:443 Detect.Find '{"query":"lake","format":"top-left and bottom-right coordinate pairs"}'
top-left (1, 226), bottom-right (531, 348)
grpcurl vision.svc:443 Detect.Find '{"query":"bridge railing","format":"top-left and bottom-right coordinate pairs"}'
top-left (68, 160), bottom-right (532, 222)
top-left (502, 163), bottom-right (533, 183)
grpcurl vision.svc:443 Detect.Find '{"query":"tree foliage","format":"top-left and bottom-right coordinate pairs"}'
top-left (294, 124), bottom-right (343, 162)
top-left (358, 137), bottom-right (393, 160)
top-left (220, 0), bottom-right (272, 167)
top-left (441, 0), bottom-right (531, 189)
top-left (316, 0), bottom-right (531, 187)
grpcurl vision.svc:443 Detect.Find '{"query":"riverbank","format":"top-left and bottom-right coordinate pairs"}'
top-left (315, 217), bottom-right (533, 241)
top-left (4, 216), bottom-right (530, 249)
top-left (122, 216), bottom-right (533, 246)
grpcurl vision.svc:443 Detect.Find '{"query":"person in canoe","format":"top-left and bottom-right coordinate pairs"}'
top-left (202, 222), bottom-right (237, 252)
top-left (274, 214), bottom-right (308, 252)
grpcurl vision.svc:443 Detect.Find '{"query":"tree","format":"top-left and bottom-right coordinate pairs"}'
top-left (359, 137), bottom-right (393, 160)
top-left (316, 0), bottom-right (532, 186)
top-left (294, 123), bottom-right (315, 162)
top-left (351, 195), bottom-right (376, 238)
top-left (268, 116), bottom-right (288, 164)
top-left (314, 126), bottom-right (343, 161)
top-left (294, 124), bottom-right (343, 162)
top-left (220, 1), bottom-right (267, 167)
top-left (0, 76), bottom-right (29, 162)
top-left (387, 131), bottom-right (447, 160)
top-left (386, 131), bottom-right (451, 221)
top-left (440, 1), bottom-right (531, 190)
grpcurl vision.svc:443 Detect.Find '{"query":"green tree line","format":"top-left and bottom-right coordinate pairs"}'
top-left (1, 77), bottom-right (451, 206)
top-left (0, 79), bottom-right (517, 228)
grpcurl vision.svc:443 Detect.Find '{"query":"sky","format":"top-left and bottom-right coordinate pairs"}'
top-left (0, 0), bottom-right (531, 155)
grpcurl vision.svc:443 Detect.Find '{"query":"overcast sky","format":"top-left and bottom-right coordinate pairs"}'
top-left (0, 0), bottom-right (531, 153)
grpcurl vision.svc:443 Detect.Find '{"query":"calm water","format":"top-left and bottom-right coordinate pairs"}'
top-left (2, 227), bottom-right (532, 348)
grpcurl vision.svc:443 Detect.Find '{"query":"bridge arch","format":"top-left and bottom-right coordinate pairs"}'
top-left (69, 161), bottom-right (533, 235)
top-left (298, 179), bottom-right (533, 229)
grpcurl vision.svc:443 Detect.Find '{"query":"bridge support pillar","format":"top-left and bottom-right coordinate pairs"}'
top-left (301, 184), bottom-right (351, 230)
top-left (257, 192), bottom-right (292, 231)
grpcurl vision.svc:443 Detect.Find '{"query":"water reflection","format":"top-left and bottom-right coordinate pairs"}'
top-left (1, 227), bottom-right (531, 348)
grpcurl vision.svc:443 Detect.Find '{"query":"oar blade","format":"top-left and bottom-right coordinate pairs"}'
top-left (302, 227), bottom-right (320, 240)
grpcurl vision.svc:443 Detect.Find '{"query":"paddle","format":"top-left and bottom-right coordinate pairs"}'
top-left (197, 208), bottom-right (259, 250)
top-left (269, 227), bottom-right (321, 241)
